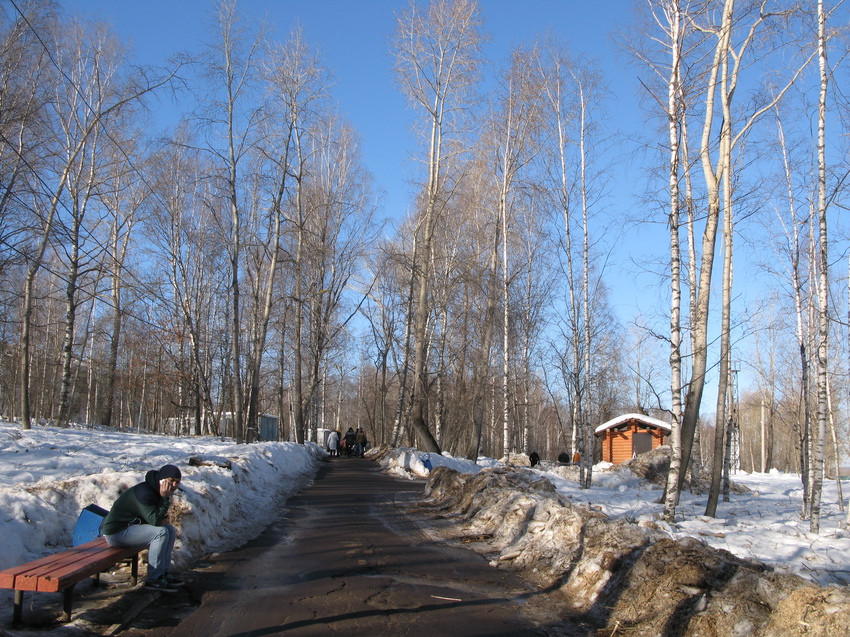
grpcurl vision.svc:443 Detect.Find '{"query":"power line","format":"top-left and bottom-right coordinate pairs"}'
top-left (3, 0), bottom-right (200, 333)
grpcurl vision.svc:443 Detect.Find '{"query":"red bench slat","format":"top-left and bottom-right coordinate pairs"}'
top-left (0, 539), bottom-right (106, 588)
top-left (12, 540), bottom-right (109, 591)
top-left (0, 552), bottom-right (62, 588)
top-left (0, 538), bottom-right (143, 591)
top-left (1, 528), bottom-right (146, 624)
top-left (38, 545), bottom-right (142, 592)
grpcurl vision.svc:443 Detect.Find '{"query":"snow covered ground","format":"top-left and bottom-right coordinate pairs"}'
top-left (1, 420), bottom-right (848, 593)
top-left (552, 463), bottom-right (850, 587)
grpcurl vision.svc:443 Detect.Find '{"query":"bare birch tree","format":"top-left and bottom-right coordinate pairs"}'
top-left (538, 39), bottom-right (609, 487)
top-left (54, 21), bottom-right (137, 427)
top-left (146, 130), bottom-right (228, 436)
top-left (98, 131), bottom-right (147, 429)
top-left (636, 0), bottom-right (689, 520)
top-left (391, 0), bottom-right (485, 452)
top-left (486, 44), bottom-right (545, 456)
top-left (12, 9), bottom-right (168, 429)
top-left (701, 0), bottom-right (811, 517)
top-left (253, 26), bottom-right (328, 443)
top-left (197, 0), bottom-right (264, 443)
top-left (0, 2), bottom-right (53, 430)
top-left (296, 118), bottom-right (379, 444)
top-left (809, 0), bottom-right (830, 532)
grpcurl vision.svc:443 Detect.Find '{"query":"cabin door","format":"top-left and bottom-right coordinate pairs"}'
top-left (632, 432), bottom-right (652, 457)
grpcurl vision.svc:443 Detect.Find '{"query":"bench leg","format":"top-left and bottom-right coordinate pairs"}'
top-left (131, 554), bottom-right (139, 586)
top-left (62, 584), bottom-right (75, 622)
top-left (13, 590), bottom-right (22, 625)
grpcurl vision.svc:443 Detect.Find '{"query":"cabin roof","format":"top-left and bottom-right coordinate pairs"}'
top-left (594, 412), bottom-right (672, 435)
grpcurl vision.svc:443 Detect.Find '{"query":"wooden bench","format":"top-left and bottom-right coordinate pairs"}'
top-left (0, 537), bottom-right (144, 624)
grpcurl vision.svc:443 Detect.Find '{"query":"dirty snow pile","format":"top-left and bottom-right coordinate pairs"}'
top-left (0, 420), bottom-right (323, 574)
top-left (374, 445), bottom-right (850, 588)
top-left (413, 464), bottom-right (850, 637)
top-left (548, 461), bottom-right (850, 588)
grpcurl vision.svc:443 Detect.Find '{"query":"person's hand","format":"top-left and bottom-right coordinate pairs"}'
top-left (160, 477), bottom-right (180, 497)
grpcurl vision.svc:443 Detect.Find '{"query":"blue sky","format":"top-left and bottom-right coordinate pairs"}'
top-left (61, 0), bottom-right (660, 320)
top-left (63, 0), bottom-right (639, 216)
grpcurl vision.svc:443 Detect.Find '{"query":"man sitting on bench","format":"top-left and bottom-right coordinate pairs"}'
top-left (102, 464), bottom-right (184, 592)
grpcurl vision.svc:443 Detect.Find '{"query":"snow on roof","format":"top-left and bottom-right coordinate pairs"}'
top-left (594, 413), bottom-right (672, 434)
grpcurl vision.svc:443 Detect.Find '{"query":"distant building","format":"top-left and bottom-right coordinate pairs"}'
top-left (257, 414), bottom-right (279, 442)
top-left (219, 413), bottom-right (280, 441)
top-left (595, 413), bottom-right (671, 464)
top-left (316, 428), bottom-right (332, 448)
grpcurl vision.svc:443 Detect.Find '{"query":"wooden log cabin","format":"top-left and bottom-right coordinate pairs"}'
top-left (594, 413), bottom-right (671, 464)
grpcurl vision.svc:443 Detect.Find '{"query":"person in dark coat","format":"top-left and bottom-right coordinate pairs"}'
top-left (344, 428), bottom-right (357, 457)
top-left (103, 464), bottom-right (184, 592)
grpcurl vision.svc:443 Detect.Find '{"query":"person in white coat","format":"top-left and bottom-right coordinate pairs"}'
top-left (327, 430), bottom-right (340, 456)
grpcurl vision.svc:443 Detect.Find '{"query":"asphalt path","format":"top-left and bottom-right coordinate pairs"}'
top-left (139, 456), bottom-right (549, 637)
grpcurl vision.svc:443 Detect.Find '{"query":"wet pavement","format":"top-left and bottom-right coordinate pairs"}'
top-left (132, 456), bottom-right (549, 637)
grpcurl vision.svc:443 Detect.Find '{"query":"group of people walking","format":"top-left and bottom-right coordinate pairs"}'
top-left (326, 427), bottom-right (368, 457)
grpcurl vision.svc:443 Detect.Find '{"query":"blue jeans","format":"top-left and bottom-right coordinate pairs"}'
top-left (105, 523), bottom-right (177, 581)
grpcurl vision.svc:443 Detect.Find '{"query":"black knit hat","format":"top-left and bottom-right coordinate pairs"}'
top-left (158, 464), bottom-right (182, 481)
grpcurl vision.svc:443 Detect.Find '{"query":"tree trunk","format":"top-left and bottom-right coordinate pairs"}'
top-left (391, 0), bottom-right (485, 454)
top-left (810, 0), bottom-right (829, 533)
top-left (501, 186), bottom-right (511, 457)
top-left (56, 231), bottom-right (80, 427)
top-left (468, 230), bottom-right (500, 461)
top-left (20, 177), bottom-right (68, 429)
top-left (392, 237), bottom-right (418, 447)
top-left (102, 240), bottom-right (123, 428)
top-left (244, 182), bottom-right (286, 443)
top-left (663, 0), bottom-right (685, 521)
top-left (409, 203), bottom-right (442, 452)
top-left (293, 210), bottom-right (306, 444)
top-left (705, 64), bottom-right (734, 515)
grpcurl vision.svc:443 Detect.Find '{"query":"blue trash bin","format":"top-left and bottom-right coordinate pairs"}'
top-left (72, 504), bottom-right (109, 546)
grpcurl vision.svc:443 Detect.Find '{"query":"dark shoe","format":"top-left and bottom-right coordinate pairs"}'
top-left (145, 577), bottom-right (178, 593)
top-left (164, 572), bottom-right (185, 587)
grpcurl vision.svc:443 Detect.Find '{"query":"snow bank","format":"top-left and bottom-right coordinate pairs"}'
top-left (416, 466), bottom-right (850, 637)
top-left (4, 420), bottom-right (850, 636)
top-left (379, 444), bottom-right (850, 588)
top-left (368, 444), bottom-right (483, 478)
top-left (0, 422), bottom-right (324, 571)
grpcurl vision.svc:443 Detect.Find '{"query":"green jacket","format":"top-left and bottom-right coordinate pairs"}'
top-left (103, 470), bottom-right (171, 535)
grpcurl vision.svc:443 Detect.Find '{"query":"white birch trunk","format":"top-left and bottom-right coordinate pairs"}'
top-left (663, 0), bottom-right (685, 522)
top-left (826, 376), bottom-right (844, 513)
top-left (810, 0), bottom-right (829, 533)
